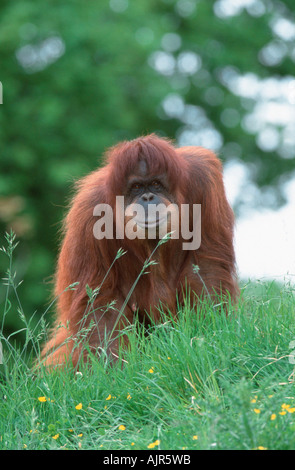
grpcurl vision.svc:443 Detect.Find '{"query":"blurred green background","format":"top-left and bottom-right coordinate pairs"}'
top-left (1, 0), bottom-right (295, 338)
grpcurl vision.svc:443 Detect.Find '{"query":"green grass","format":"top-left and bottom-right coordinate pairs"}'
top-left (1, 232), bottom-right (295, 450)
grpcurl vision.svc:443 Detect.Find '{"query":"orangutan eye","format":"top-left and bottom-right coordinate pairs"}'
top-left (151, 180), bottom-right (161, 190)
top-left (131, 182), bottom-right (142, 192)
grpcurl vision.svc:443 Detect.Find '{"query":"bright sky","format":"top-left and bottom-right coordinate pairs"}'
top-left (224, 168), bottom-right (295, 284)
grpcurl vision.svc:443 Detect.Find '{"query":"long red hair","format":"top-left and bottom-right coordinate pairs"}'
top-left (42, 134), bottom-right (239, 366)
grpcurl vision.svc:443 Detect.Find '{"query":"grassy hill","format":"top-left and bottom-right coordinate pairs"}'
top-left (0, 234), bottom-right (295, 450)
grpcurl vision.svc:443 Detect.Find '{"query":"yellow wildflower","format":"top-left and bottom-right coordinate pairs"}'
top-left (253, 408), bottom-right (261, 414)
top-left (193, 435), bottom-right (198, 440)
top-left (52, 434), bottom-right (59, 440)
top-left (118, 425), bottom-right (126, 431)
top-left (75, 403), bottom-right (83, 410)
top-left (38, 397), bottom-right (47, 402)
top-left (148, 439), bottom-right (160, 449)
top-left (148, 367), bottom-right (154, 374)
top-left (270, 414), bottom-right (276, 421)
top-left (106, 394), bottom-right (112, 401)
top-left (282, 403), bottom-right (290, 410)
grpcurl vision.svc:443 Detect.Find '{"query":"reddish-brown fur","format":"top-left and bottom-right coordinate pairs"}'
top-left (42, 134), bottom-right (239, 367)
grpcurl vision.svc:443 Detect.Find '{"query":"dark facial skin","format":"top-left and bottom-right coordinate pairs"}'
top-left (125, 160), bottom-right (174, 218)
